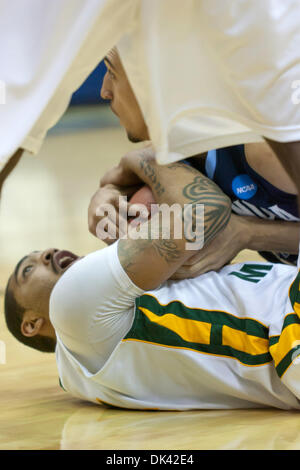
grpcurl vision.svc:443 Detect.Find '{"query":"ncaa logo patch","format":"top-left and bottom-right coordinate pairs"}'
top-left (232, 174), bottom-right (257, 200)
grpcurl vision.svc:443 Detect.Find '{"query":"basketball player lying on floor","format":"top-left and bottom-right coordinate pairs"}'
top-left (5, 148), bottom-right (300, 410)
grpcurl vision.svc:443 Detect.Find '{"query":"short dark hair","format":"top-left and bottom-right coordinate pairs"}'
top-left (4, 277), bottom-right (56, 353)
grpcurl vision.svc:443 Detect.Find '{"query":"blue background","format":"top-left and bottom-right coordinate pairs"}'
top-left (70, 61), bottom-right (107, 106)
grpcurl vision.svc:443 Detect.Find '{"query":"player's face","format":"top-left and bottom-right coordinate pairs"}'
top-left (101, 48), bottom-right (150, 143)
top-left (9, 249), bottom-right (79, 317)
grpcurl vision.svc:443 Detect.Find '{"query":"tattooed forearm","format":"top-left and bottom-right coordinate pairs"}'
top-left (139, 158), bottom-right (165, 197)
top-left (148, 161), bottom-right (230, 245)
top-left (118, 239), bottom-right (149, 275)
top-left (182, 175), bottom-right (231, 245)
top-left (182, 175), bottom-right (222, 200)
top-left (152, 240), bottom-right (182, 263)
top-left (166, 162), bottom-right (201, 175)
top-left (118, 237), bottom-right (182, 279)
top-left (117, 157), bottom-right (231, 289)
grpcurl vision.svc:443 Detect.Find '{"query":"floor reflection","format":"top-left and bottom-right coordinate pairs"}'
top-left (60, 405), bottom-right (300, 450)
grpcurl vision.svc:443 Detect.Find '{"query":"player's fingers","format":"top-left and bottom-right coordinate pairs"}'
top-left (88, 217), bottom-right (96, 236)
top-left (171, 260), bottom-right (213, 279)
top-left (107, 212), bottom-right (129, 240)
top-left (88, 195), bottom-right (111, 236)
top-left (182, 241), bottom-right (220, 266)
top-left (170, 267), bottom-right (200, 280)
top-left (170, 270), bottom-right (195, 280)
top-left (128, 203), bottom-right (150, 223)
top-left (182, 251), bottom-right (206, 266)
top-left (88, 205), bottom-right (99, 236)
top-left (89, 194), bottom-right (127, 234)
top-left (95, 218), bottom-right (119, 244)
top-left (100, 166), bottom-right (121, 187)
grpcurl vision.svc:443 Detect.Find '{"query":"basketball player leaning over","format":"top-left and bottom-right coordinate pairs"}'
top-left (88, 49), bottom-right (299, 278)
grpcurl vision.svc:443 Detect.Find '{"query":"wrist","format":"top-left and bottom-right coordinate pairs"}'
top-left (231, 214), bottom-right (253, 250)
top-left (102, 183), bottom-right (141, 199)
top-left (102, 183), bottom-right (122, 191)
top-left (122, 147), bottom-right (157, 182)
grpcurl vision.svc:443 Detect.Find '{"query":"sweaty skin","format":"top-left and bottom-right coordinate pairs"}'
top-left (244, 143), bottom-right (297, 195)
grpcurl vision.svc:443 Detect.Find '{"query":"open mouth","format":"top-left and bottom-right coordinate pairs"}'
top-left (53, 250), bottom-right (79, 273)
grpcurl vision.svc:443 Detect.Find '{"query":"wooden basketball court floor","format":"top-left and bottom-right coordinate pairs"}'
top-left (0, 106), bottom-right (299, 450)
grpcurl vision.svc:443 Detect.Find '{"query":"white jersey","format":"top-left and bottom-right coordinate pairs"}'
top-left (123, 0), bottom-right (300, 164)
top-left (50, 242), bottom-right (300, 410)
top-left (1, 0), bottom-right (300, 169)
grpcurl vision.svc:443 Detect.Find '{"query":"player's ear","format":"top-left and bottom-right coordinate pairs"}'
top-left (21, 311), bottom-right (44, 337)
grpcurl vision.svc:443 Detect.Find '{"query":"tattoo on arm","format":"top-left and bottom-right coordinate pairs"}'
top-left (118, 239), bottom-right (147, 276)
top-left (118, 161), bottom-right (231, 281)
top-left (166, 162), bottom-right (201, 175)
top-left (182, 175), bottom-right (231, 245)
top-left (151, 240), bottom-right (182, 263)
top-left (138, 158), bottom-right (230, 247)
top-left (118, 238), bottom-right (182, 279)
top-left (139, 158), bottom-right (165, 197)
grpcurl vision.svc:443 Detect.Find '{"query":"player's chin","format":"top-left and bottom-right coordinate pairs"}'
top-left (126, 131), bottom-right (143, 144)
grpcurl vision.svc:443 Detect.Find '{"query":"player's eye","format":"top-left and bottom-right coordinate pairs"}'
top-left (22, 265), bottom-right (33, 277)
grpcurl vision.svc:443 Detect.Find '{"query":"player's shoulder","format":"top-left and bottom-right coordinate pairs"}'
top-left (49, 247), bottom-right (110, 327)
top-left (51, 247), bottom-right (106, 293)
top-left (49, 242), bottom-right (137, 329)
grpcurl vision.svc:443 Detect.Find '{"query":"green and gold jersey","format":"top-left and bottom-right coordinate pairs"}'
top-left (52, 242), bottom-right (300, 410)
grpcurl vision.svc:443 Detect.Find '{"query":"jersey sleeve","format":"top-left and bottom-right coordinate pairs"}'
top-left (49, 241), bottom-right (144, 373)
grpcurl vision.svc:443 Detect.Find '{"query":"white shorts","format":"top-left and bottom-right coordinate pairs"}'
top-left (1, 0), bottom-right (300, 169)
top-left (119, 0), bottom-right (300, 162)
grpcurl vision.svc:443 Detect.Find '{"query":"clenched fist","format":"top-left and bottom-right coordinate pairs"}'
top-left (88, 183), bottom-right (141, 243)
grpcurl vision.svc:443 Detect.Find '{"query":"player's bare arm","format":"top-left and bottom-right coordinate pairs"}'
top-left (265, 139), bottom-right (300, 210)
top-left (172, 142), bottom-right (299, 279)
top-left (0, 148), bottom-right (23, 195)
top-left (102, 146), bottom-right (231, 290)
top-left (172, 214), bottom-right (300, 279)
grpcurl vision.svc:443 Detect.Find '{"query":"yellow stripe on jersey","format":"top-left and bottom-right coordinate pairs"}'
top-left (139, 307), bottom-right (211, 345)
top-left (222, 325), bottom-right (269, 356)
top-left (126, 296), bottom-right (273, 367)
top-left (269, 323), bottom-right (300, 368)
top-left (294, 302), bottom-right (300, 317)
